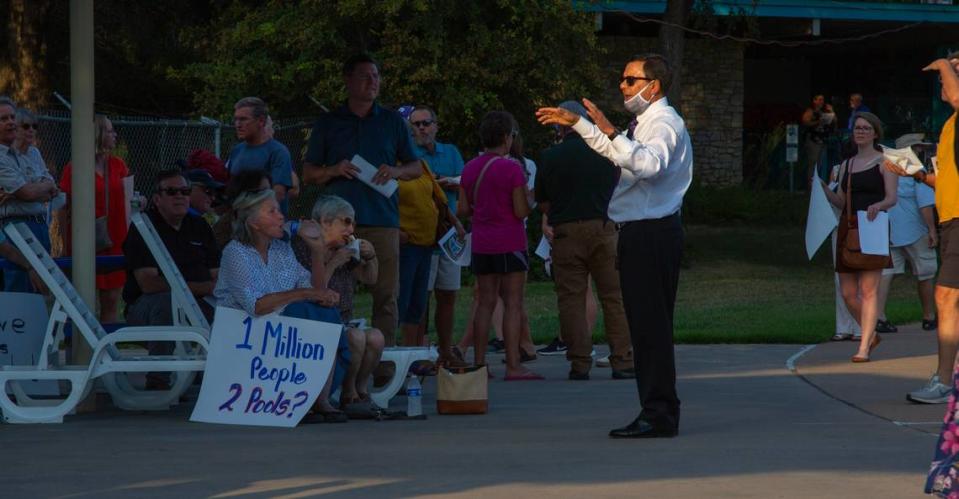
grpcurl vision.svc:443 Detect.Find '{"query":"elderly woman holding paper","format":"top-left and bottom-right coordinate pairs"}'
top-left (822, 112), bottom-right (898, 363)
top-left (396, 157), bottom-right (465, 355)
top-left (214, 188), bottom-right (349, 423)
top-left (292, 195), bottom-right (389, 413)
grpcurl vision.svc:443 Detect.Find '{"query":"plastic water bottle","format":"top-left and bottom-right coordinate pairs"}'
top-left (283, 220), bottom-right (300, 237)
top-left (406, 374), bottom-right (422, 417)
top-left (284, 220), bottom-right (321, 240)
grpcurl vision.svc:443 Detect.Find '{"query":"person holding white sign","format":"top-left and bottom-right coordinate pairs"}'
top-left (214, 189), bottom-right (348, 423)
top-left (821, 112), bottom-right (898, 363)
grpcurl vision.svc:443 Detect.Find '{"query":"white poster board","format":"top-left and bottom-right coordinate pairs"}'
top-left (857, 211), bottom-right (890, 256)
top-left (0, 292), bottom-right (58, 395)
top-left (190, 307), bottom-right (341, 427)
top-left (805, 181), bottom-right (839, 260)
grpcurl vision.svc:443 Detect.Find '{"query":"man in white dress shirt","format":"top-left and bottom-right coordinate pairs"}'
top-left (537, 53), bottom-right (693, 438)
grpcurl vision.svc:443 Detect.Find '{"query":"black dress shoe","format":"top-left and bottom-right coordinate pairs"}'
top-left (609, 418), bottom-right (677, 439)
top-left (611, 368), bottom-right (636, 379)
top-left (875, 320), bottom-right (898, 333)
top-left (568, 370), bottom-right (590, 381)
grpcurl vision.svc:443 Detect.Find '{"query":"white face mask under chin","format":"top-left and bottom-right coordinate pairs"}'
top-left (624, 82), bottom-right (654, 115)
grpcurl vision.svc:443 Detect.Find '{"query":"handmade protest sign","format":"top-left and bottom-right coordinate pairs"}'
top-left (190, 306), bottom-right (341, 427)
top-left (0, 292), bottom-right (58, 396)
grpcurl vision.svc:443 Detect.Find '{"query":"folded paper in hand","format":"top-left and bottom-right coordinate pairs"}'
top-left (881, 145), bottom-right (924, 175)
top-left (438, 229), bottom-right (471, 267)
top-left (351, 154), bottom-right (399, 198)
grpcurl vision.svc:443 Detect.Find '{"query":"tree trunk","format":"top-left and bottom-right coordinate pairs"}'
top-left (4, 0), bottom-right (53, 109)
top-left (658, 0), bottom-right (693, 113)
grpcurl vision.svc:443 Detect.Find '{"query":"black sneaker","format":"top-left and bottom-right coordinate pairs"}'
top-left (923, 319), bottom-right (938, 331)
top-left (537, 337), bottom-right (568, 356)
top-left (876, 320), bottom-right (898, 333)
top-left (488, 338), bottom-right (505, 353)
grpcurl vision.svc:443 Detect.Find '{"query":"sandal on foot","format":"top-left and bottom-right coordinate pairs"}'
top-left (851, 335), bottom-right (882, 363)
top-left (300, 410), bottom-right (348, 424)
top-left (342, 400), bottom-right (381, 420)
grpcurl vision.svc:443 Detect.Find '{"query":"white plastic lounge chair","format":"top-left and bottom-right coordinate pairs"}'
top-left (0, 222), bottom-right (209, 423)
top-left (370, 346), bottom-right (437, 409)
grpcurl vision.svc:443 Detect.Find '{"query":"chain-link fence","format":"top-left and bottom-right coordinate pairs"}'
top-left (35, 110), bottom-right (317, 198)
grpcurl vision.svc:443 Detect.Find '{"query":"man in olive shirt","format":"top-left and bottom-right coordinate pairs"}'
top-left (535, 100), bottom-right (633, 381)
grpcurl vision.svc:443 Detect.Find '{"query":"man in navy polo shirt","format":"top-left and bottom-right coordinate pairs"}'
top-left (302, 53), bottom-right (421, 344)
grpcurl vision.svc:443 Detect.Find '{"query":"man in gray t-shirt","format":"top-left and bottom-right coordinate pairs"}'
top-left (225, 97), bottom-right (294, 215)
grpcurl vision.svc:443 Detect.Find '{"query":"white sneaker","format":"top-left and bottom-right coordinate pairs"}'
top-left (596, 355), bottom-right (610, 368)
top-left (907, 374), bottom-right (953, 404)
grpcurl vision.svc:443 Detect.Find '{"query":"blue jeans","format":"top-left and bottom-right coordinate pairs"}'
top-left (282, 301), bottom-right (349, 392)
top-left (397, 243), bottom-right (433, 326)
top-left (3, 220), bottom-right (50, 293)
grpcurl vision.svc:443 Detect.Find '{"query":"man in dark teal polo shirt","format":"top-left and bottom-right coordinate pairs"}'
top-left (303, 53), bottom-right (421, 344)
top-left (536, 100), bottom-right (633, 381)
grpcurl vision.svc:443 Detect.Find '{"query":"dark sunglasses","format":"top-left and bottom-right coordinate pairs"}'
top-left (20, 123), bottom-right (38, 130)
top-left (410, 119), bottom-right (435, 128)
top-left (620, 75), bottom-right (653, 86)
top-left (159, 187), bottom-right (191, 196)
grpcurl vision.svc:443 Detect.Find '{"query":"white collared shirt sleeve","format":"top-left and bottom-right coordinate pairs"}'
top-left (571, 115), bottom-right (676, 180)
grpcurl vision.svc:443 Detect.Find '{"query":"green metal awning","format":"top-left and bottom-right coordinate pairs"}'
top-left (576, 0), bottom-right (959, 23)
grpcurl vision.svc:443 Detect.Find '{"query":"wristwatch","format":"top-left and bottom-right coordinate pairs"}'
top-left (606, 128), bottom-right (621, 140)
top-left (915, 169), bottom-right (928, 183)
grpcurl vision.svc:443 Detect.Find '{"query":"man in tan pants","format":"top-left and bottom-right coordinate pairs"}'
top-left (535, 101), bottom-right (633, 380)
top-left (302, 53), bottom-right (422, 343)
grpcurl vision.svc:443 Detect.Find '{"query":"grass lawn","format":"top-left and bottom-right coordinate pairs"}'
top-left (355, 225), bottom-right (929, 345)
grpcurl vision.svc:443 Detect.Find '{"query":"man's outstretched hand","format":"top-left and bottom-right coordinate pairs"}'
top-left (536, 107), bottom-right (580, 127)
top-left (582, 98), bottom-right (616, 137)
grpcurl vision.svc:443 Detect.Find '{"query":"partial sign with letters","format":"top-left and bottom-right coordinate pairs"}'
top-left (0, 292), bottom-right (58, 396)
top-left (190, 307), bottom-right (341, 427)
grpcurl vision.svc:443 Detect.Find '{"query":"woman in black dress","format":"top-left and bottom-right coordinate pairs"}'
top-left (823, 112), bottom-right (898, 362)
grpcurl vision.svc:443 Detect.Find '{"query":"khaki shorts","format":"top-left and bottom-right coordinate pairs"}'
top-left (427, 253), bottom-right (462, 291)
top-left (939, 219), bottom-right (959, 289)
top-left (882, 236), bottom-right (938, 281)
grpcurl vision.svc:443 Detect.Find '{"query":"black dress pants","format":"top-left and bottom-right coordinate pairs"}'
top-left (617, 212), bottom-right (683, 430)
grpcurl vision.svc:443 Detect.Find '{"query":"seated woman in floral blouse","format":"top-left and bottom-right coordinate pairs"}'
top-left (213, 188), bottom-right (347, 423)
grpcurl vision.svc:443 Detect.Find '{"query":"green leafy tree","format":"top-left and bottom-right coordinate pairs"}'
top-left (174, 0), bottom-right (605, 154)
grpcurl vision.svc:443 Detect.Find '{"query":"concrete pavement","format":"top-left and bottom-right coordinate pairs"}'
top-left (0, 336), bottom-right (943, 498)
